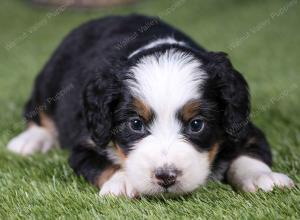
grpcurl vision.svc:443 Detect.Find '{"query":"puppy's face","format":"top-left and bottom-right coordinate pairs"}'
top-left (111, 50), bottom-right (223, 195)
top-left (85, 48), bottom-right (249, 196)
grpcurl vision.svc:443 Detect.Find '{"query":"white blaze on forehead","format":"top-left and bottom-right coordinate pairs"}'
top-left (128, 49), bottom-right (206, 124)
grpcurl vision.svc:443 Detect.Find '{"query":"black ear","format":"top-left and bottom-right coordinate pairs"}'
top-left (83, 73), bottom-right (121, 147)
top-left (205, 52), bottom-right (250, 140)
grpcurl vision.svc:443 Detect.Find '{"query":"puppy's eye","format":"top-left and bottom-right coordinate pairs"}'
top-left (129, 118), bottom-right (145, 132)
top-left (189, 118), bottom-right (204, 133)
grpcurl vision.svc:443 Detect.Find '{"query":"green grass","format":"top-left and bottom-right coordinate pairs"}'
top-left (0, 0), bottom-right (299, 219)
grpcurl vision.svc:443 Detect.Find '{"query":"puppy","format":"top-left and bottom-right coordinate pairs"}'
top-left (7, 15), bottom-right (294, 197)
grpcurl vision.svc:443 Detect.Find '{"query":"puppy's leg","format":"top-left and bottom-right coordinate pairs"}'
top-left (99, 170), bottom-right (138, 198)
top-left (7, 112), bottom-right (57, 156)
top-left (69, 144), bottom-right (138, 198)
top-left (228, 156), bottom-right (294, 192)
top-left (227, 125), bottom-right (294, 192)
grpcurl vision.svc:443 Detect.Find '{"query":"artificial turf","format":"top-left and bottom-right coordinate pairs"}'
top-left (0, 0), bottom-right (299, 219)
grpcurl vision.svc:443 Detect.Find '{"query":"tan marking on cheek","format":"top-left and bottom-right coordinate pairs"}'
top-left (114, 143), bottom-right (127, 162)
top-left (96, 164), bottom-right (120, 188)
top-left (208, 143), bottom-right (219, 163)
top-left (133, 98), bottom-right (152, 121)
top-left (181, 100), bottom-right (201, 121)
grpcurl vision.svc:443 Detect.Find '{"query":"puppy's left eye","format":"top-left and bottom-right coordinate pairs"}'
top-left (129, 118), bottom-right (145, 132)
top-left (189, 118), bottom-right (204, 133)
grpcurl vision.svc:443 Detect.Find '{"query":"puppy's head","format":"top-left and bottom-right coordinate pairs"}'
top-left (84, 48), bottom-right (249, 195)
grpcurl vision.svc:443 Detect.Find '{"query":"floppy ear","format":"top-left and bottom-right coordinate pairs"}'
top-left (83, 73), bottom-right (121, 147)
top-left (205, 52), bottom-right (250, 140)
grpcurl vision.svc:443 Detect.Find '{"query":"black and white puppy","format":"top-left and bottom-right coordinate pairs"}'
top-left (7, 15), bottom-right (294, 197)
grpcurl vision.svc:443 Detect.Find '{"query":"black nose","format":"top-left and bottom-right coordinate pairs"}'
top-left (155, 167), bottom-right (178, 188)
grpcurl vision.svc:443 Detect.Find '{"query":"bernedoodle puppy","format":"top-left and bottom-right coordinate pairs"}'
top-left (7, 15), bottom-right (294, 198)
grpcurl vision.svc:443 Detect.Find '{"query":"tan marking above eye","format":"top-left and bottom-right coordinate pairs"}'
top-left (132, 98), bottom-right (152, 121)
top-left (181, 100), bottom-right (201, 121)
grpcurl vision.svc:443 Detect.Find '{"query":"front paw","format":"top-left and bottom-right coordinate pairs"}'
top-left (99, 171), bottom-right (139, 198)
top-left (240, 172), bottom-right (294, 192)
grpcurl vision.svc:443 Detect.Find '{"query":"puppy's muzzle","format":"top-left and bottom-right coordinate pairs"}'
top-left (154, 165), bottom-right (180, 188)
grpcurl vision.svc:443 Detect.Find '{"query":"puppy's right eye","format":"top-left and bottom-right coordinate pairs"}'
top-left (129, 118), bottom-right (145, 132)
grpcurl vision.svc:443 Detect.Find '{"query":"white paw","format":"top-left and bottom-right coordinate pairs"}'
top-left (7, 126), bottom-right (55, 156)
top-left (240, 171), bottom-right (294, 192)
top-left (99, 171), bottom-right (138, 198)
top-left (228, 156), bottom-right (294, 192)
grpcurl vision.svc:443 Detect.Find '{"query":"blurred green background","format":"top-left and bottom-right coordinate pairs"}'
top-left (0, 0), bottom-right (299, 219)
